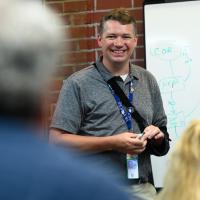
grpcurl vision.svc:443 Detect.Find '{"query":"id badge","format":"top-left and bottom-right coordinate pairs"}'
top-left (126, 154), bottom-right (139, 179)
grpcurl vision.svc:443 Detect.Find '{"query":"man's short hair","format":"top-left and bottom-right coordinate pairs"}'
top-left (98, 8), bottom-right (137, 35)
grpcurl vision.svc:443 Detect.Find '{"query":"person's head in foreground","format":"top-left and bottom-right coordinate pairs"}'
top-left (0, 0), bottom-right (63, 125)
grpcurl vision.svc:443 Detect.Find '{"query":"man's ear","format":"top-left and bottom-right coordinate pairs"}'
top-left (133, 37), bottom-right (138, 48)
top-left (97, 34), bottom-right (102, 47)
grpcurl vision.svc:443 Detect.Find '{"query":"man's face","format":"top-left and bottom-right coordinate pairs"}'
top-left (98, 20), bottom-right (137, 67)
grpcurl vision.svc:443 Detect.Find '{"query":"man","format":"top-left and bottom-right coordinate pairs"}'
top-left (0, 2), bottom-right (134, 200)
top-left (50, 8), bottom-right (170, 200)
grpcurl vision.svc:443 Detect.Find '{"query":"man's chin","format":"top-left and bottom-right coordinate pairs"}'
top-left (111, 57), bottom-right (126, 64)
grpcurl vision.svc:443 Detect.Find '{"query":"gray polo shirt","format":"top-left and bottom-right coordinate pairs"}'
top-left (51, 57), bottom-right (169, 184)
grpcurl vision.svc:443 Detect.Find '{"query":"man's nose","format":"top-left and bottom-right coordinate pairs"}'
top-left (114, 37), bottom-right (124, 46)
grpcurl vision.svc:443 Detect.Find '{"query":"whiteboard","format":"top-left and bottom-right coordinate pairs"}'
top-left (144, 0), bottom-right (200, 187)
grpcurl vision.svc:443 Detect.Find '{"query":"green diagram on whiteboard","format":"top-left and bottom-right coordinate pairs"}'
top-left (149, 41), bottom-right (200, 138)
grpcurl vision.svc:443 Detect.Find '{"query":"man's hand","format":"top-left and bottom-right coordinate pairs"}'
top-left (141, 125), bottom-right (164, 145)
top-left (111, 132), bottom-right (147, 155)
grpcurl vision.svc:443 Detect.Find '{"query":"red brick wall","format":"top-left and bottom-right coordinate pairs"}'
top-left (44, 0), bottom-right (145, 121)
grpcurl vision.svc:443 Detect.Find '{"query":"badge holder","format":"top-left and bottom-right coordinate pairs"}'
top-left (126, 154), bottom-right (139, 179)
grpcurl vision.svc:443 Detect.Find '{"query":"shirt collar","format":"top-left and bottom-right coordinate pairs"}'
top-left (95, 56), bottom-right (139, 82)
top-left (94, 56), bottom-right (113, 82)
top-left (129, 64), bottom-right (140, 80)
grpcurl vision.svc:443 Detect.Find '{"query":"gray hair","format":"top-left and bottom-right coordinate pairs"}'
top-left (0, 0), bottom-right (64, 118)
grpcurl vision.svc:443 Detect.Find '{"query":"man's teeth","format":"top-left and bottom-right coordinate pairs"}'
top-left (112, 50), bottom-right (125, 53)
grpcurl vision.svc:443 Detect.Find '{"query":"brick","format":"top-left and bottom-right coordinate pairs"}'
top-left (130, 9), bottom-right (143, 21)
top-left (63, 39), bottom-right (97, 52)
top-left (54, 65), bottom-right (75, 77)
top-left (87, 11), bottom-right (107, 24)
top-left (71, 13), bottom-right (90, 25)
top-left (61, 15), bottom-right (71, 25)
top-left (62, 51), bottom-right (96, 65)
top-left (135, 47), bottom-right (144, 59)
top-left (49, 78), bottom-right (63, 91)
top-left (64, 1), bottom-right (85, 12)
top-left (133, 60), bottom-right (145, 68)
top-left (45, 0), bottom-right (62, 1)
top-left (64, 1), bottom-right (88, 13)
top-left (79, 39), bottom-right (98, 50)
top-left (62, 13), bottom-right (92, 26)
top-left (64, 40), bottom-right (79, 51)
top-left (96, 0), bottom-right (132, 10)
top-left (73, 14), bottom-right (88, 25)
top-left (137, 36), bottom-right (144, 46)
top-left (134, 0), bottom-right (144, 7)
top-left (87, 0), bottom-right (95, 10)
top-left (85, 12), bottom-right (95, 25)
top-left (67, 26), bottom-right (95, 39)
top-left (136, 22), bottom-right (144, 35)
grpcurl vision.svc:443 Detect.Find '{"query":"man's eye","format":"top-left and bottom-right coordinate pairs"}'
top-left (107, 35), bottom-right (116, 39)
top-left (123, 36), bottom-right (132, 39)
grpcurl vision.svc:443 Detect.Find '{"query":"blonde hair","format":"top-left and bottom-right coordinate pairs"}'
top-left (156, 120), bottom-right (200, 200)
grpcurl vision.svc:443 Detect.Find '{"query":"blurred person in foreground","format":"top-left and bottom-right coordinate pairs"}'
top-left (0, 1), bottom-right (136, 200)
top-left (156, 120), bottom-right (200, 200)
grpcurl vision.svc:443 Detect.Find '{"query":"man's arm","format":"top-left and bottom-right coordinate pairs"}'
top-left (49, 128), bottom-right (147, 155)
top-left (49, 128), bottom-right (115, 152)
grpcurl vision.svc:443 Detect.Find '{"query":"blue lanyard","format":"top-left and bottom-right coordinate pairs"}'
top-left (108, 80), bottom-right (134, 130)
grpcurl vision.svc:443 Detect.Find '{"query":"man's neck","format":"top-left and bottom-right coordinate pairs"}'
top-left (102, 60), bottom-right (129, 76)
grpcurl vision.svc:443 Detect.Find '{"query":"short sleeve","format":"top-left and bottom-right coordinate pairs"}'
top-left (50, 78), bottom-right (82, 134)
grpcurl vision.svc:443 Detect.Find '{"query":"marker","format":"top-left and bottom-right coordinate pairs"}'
top-left (137, 132), bottom-right (144, 139)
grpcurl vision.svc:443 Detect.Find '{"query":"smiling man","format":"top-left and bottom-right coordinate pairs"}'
top-left (98, 19), bottom-right (137, 75)
top-left (50, 8), bottom-right (170, 200)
